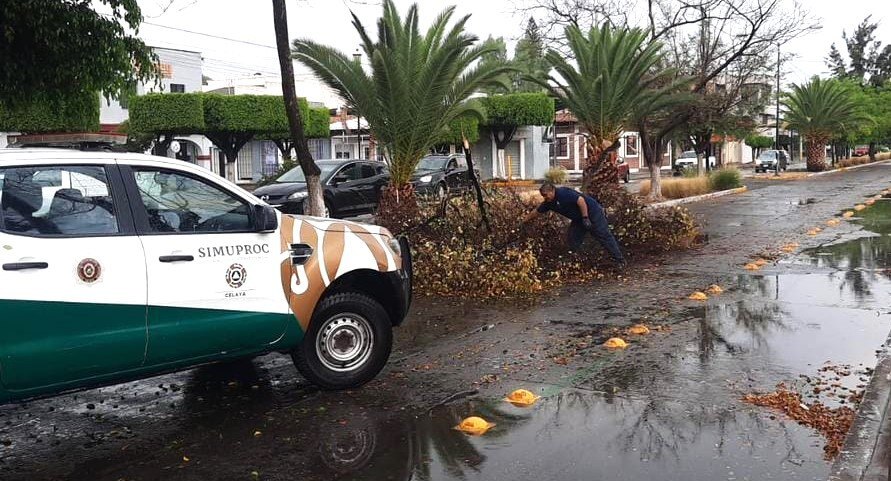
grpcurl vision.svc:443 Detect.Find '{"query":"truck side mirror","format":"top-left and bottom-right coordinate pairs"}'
top-left (253, 204), bottom-right (278, 232)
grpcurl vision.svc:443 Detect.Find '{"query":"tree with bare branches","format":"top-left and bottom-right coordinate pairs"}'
top-left (517, 0), bottom-right (818, 200)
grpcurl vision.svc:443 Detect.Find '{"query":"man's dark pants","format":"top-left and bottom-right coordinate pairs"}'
top-left (566, 199), bottom-right (624, 263)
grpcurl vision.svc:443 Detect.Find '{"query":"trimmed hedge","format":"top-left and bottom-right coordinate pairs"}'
top-left (306, 107), bottom-right (330, 139)
top-left (436, 115), bottom-right (481, 145)
top-left (129, 93), bottom-right (205, 134)
top-left (203, 94), bottom-right (273, 133)
top-left (260, 99), bottom-right (330, 139)
top-left (130, 93), bottom-right (330, 139)
top-left (481, 92), bottom-right (554, 127)
top-left (0, 91), bottom-right (100, 132)
top-left (745, 135), bottom-right (774, 150)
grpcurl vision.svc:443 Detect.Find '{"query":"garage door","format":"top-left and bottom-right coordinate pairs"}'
top-left (505, 141), bottom-right (521, 179)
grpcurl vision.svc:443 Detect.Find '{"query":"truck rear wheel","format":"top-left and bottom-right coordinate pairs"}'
top-left (292, 292), bottom-right (392, 390)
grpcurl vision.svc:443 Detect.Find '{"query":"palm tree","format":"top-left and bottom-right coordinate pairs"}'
top-left (536, 26), bottom-right (673, 196)
top-left (783, 77), bottom-right (867, 172)
top-left (292, 0), bottom-right (512, 206)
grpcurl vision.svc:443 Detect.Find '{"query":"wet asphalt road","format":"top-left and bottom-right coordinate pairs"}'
top-left (3, 164), bottom-right (891, 480)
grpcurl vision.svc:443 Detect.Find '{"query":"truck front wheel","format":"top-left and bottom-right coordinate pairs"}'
top-left (292, 292), bottom-right (393, 390)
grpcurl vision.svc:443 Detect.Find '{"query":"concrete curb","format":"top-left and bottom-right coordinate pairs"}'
top-left (830, 334), bottom-right (891, 481)
top-left (809, 159), bottom-right (891, 177)
top-left (648, 186), bottom-right (748, 209)
top-left (740, 159), bottom-right (891, 180)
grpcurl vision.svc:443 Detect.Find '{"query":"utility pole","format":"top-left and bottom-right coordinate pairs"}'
top-left (774, 44), bottom-right (781, 177)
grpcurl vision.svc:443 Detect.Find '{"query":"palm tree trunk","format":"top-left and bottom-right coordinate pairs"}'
top-left (582, 137), bottom-right (620, 200)
top-left (806, 138), bottom-right (828, 172)
top-left (378, 183), bottom-right (420, 234)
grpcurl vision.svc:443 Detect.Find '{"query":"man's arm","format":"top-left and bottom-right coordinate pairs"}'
top-left (577, 196), bottom-right (593, 229)
top-left (523, 208), bottom-right (540, 224)
top-left (576, 196), bottom-right (589, 218)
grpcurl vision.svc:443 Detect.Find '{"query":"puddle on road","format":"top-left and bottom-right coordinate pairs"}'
top-left (5, 201), bottom-right (891, 481)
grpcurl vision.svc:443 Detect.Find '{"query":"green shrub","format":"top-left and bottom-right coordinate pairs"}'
top-left (544, 166), bottom-right (568, 184)
top-left (709, 168), bottom-right (742, 191)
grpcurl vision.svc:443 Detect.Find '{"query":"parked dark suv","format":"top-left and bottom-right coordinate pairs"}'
top-left (754, 150), bottom-right (789, 173)
top-left (410, 154), bottom-right (480, 199)
top-left (252, 159), bottom-right (389, 218)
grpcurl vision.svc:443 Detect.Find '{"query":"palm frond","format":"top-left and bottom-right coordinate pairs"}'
top-left (782, 77), bottom-right (870, 141)
top-left (293, 0), bottom-right (514, 185)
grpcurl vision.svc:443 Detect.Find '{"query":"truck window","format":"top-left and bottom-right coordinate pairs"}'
top-left (133, 169), bottom-right (251, 233)
top-left (0, 166), bottom-right (119, 236)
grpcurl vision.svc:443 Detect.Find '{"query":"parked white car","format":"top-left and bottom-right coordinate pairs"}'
top-left (675, 150), bottom-right (716, 170)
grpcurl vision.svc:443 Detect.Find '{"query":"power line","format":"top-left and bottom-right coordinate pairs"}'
top-left (141, 21), bottom-right (277, 50)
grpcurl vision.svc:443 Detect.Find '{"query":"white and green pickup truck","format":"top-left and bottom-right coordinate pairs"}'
top-left (0, 149), bottom-right (412, 403)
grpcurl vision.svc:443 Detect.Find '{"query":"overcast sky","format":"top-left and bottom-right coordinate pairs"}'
top-left (135, 0), bottom-right (891, 106)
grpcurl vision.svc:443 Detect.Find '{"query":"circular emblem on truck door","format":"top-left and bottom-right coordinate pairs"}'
top-left (226, 263), bottom-right (247, 288)
top-left (77, 258), bottom-right (101, 283)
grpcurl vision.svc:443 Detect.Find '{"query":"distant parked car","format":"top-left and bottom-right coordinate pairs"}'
top-left (252, 159), bottom-right (389, 218)
top-left (754, 150), bottom-right (789, 173)
top-left (410, 154), bottom-right (479, 199)
top-left (854, 145), bottom-right (869, 156)
top-left (675, 150), bottom-right (716, 173)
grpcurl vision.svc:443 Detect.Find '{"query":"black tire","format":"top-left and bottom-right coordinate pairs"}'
top-left (435, 183), bottom-right (447, 201)
top-left (292, 292), bottom-right (392, 390)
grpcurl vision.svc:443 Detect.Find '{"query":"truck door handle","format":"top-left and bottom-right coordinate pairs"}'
top-left (2, 262), bottom-right (49, 271)
top-left (159, 255), bottom-right (194, 263)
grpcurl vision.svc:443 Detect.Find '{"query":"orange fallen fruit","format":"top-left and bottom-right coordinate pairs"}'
top-left (807, 228), bottom-right (821, 236)
top-left (604, 337), bottom-right (628, 348)
top-left (455, 416), bottom-right (495, 435)
top-left (754, 259), bottom-right (768, 266)
top-left (689, 291), bottom-right (708, 301)
top-left (505, 389), bottom-right (540, 407)
top-left (628, 324), bottom-right (650, 335)
top-left (744, 263), bottom-right (761, 271)
top-left (826, 218), bottom-right (841, 227)
top-left (854, 204), bottom-right (866, 211)
top-left (843, 211), bottom-right (855, 218)
top-left (866, 199), bottom-right (876, 206)
top-left (706, 285), bottom-right (724, 295)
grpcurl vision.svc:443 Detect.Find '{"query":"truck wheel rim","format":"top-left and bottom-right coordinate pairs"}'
top-left (316, 314), bottom-right (373, 372)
